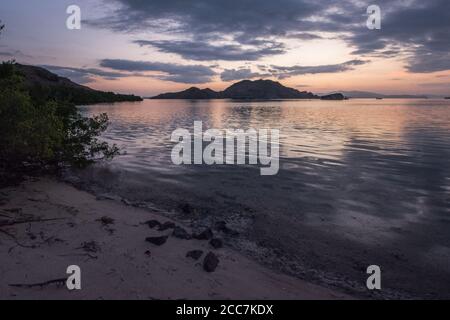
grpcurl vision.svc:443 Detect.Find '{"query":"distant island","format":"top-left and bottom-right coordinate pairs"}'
top-left (16, 64), bottom-right (143, 105)
top-left (151, 80), bottom-right (435, 101)
top-left (151, 80), bottom-right (345, 100)
top-left (333, 90), bottom-right (429, 99)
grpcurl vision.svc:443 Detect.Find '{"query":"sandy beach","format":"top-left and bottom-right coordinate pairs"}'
top-left (0, 177), bottom-right (349, 300)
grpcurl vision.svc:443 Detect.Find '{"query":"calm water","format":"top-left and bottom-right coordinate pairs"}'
top-left (74, 99), bottom-right (450, 298)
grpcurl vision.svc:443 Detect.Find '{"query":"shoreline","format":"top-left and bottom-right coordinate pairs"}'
top-left (0, 177), bottom-right (350, 300)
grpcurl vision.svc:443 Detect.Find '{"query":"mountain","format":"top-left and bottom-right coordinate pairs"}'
top-left (335, 90), bottom-right (428, 99)
top-left (151, 79), bottom-right (318, 100)
top-left (152, 87), bottom-right (221, 99)
top-left (222, 80), bottom-right (317, 99)
top-left (321, 93), bottom-right (345, 100)
top-left (15, 64), bottom-right (143, 105)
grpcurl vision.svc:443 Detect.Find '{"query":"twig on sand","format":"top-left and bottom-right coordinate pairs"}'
top-left (0, 229), bottom-right (36, 249)
top-left (59, 253), bottom-right (98, 261)
top-left (9, 278), bottom-right (67, 289)
top-left (0, 218), bottom-right (64, 228)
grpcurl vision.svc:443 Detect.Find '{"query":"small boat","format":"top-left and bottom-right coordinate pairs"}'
top-left (376, 97), bottom-right (383, 100)
top-left (445, 97), bottom-right (450, 100)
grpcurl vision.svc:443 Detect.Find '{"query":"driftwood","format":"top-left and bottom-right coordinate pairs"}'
top-left (0, 229), bottom-right (36, 249)
top-left (9, 278), bottom-right (67, 289)
top-left (0, 218), bottom-right (64, 228)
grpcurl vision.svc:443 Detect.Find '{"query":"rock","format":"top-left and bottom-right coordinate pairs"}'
top-left (214, 221), bottom-right (239, 236)
top-left (209, 238), bottom-right (223, 249)
top-left (96, 194), bottom-right (121, 201)
top-left (158, 221), bottom-right (176, 231)
top-left (186, 250), bottom-right (203, 260)
top-left (145, 220), bottom-right (161, 229)
top-left (172, 226), bottom-right (192, 240)
top-left (145, 250), bottom-right (152, 257)
top-left (78, 241), bottom-right (101, 253)
top-left (180, 203), bottom-right (194, 214)
top-left (146, 236), bottom-right (169, 246)
top-left (121, 199), bottom-right (133, 206)
top-left (96, 216), bottom-right (115, 226)
top-left (194, 228), bottom-right (214, 240)
top-left (203, 252), bottom-right (219, 272)
top-left (4, 208), bottom-right (22, 214)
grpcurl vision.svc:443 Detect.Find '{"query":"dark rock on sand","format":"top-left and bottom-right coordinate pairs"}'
top-left (180, 203), bottom-right (195, 214)
top-left (203, 252), bottom-right (219, 272)
top-left (215, 221), bottom-right (239, 236)
top-left (194, 228), bottom-right (214, 240)
top-left (78, 241), bottom-right (101, 253)
top-left (146, 236), bottom-right (169, 246)
top-left (96, 216), bottom-right (115, 226)
top-left (158, 221), bottom-right (176, 231)
top-left (172, 226), bottom-right (192, 240)
top-left (186, 250), bottom-right (204, 260)
top-left (209, 238), bottom-right (223, 249)
top-left (145, 220), bottom-right (161, 229)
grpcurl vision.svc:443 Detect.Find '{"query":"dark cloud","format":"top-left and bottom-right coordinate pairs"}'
top-left (221, 60), bottom-right (368, 81)
top-left (345, 0), bottom-right (450, 73)
top-left (134, 39), bottom-right (285, 61)
top-left (90, 0), bottom-right (450, 73)
top-left (270, 60), bottom-right (368, 79)
top-left (285, 33), bottom-right (323, 40)
top-left (220, 68), bottom-right (270, 82)
top-left (0, 51), bottom-right (14, 57)
top-left (92, 0), bottom-right (323, 35)
top-left (88, 0), bottom-right (351, 62)
top-left (0, 49), bottom-right (31, 59)
top-left (42, 65), bottom-right (129, 84)
top-left (100, 59), bottom-right (216, 83)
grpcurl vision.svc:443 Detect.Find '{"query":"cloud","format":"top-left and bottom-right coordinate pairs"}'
top-left (89, 0), bottom-right (450, 73)
top-left (345, 0), bottom-right (450, 73)
top-left (220, 68), bottom-right (270, 82)
top-left (91, 0), bottom-right (323, 36)
top-left (134, 39), bottom-right (285, 61)
top-left (0, 51), bottom-right (15, 57)
top-left (0, 49), bottom-right (32, 59)
top-left (100, 59), bottom-right (216, 83)
top-left (221, 60), bottom-right (368, 81)
top-left (285, 32), bottom-right (323, 40)
top-left (41, 65), bottom-right (129, 84)
top-left (270, 60), bottom-right (368, 79)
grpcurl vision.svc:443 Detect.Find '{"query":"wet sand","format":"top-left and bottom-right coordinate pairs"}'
top-left (0, 177), bottom-right (349, 300)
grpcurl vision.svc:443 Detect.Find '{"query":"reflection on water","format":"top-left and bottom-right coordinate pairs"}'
top-left (76, 99), bottom-right (450, 298)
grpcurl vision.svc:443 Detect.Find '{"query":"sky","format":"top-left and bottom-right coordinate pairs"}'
top-left (0, 0), bottom-right (450, 96)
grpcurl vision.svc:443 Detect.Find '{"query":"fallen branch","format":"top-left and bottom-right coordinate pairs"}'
top-left (0, 229), bottom-right (36, 249)
top-left (59, 253), bottom-right (98, 260)
top-left (9, 278), bottom-right (67, 289)
top-left (0, 218), bottom-right (64, 228)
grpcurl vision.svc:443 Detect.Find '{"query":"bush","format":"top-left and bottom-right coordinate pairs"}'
top-left (0, 61), bottom-right (119, 177)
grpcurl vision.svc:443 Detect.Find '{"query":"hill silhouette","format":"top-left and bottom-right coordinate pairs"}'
top-left (151, 79), bottom-right (319, 100)
top-left (15, 64), bottom-right (142, 105)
